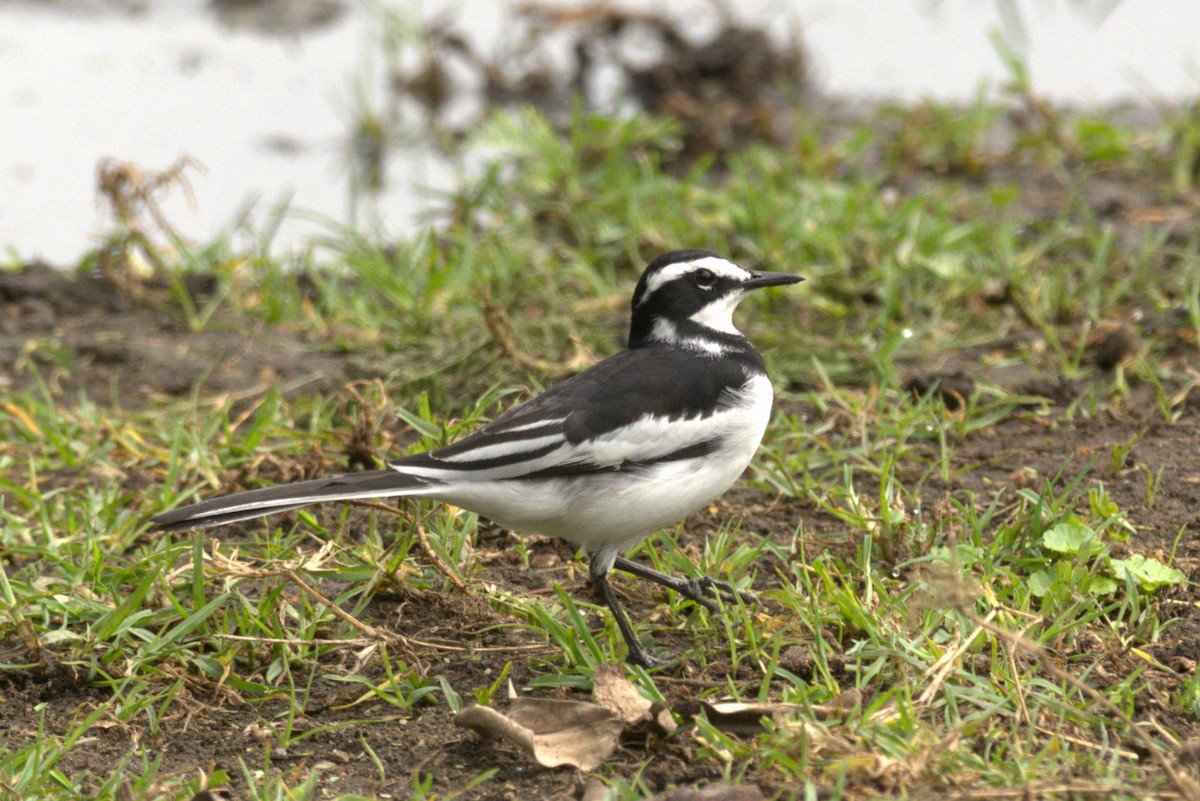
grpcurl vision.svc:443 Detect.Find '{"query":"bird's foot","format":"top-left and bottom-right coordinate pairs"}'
top-left (624, 645), bottom-right (673, 670)
top-left (677, 576), bottom-right (759, 613)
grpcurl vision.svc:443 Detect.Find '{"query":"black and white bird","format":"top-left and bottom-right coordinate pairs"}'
top-left (153, 250), bottom-right (803, 668)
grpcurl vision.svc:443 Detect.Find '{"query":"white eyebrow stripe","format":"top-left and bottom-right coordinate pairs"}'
top-left (638, 256), bottom-right (751, 303)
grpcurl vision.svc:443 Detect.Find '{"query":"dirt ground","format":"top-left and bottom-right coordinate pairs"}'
top-left (2, 247), bottom-right (1199, 799)
top-left (0, 264), bottom-right (354, 403)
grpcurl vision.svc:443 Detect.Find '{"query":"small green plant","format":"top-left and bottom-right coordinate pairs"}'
top-left (1018, 514), bottom-right (1182, 606)
top-left (329, 645), bottom-right (445, 713)
top-left (470, 661), bottom-right (512, 706)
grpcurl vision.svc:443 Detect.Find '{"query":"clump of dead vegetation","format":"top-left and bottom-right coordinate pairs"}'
top-left (390, 2), bottom-right (808, 162)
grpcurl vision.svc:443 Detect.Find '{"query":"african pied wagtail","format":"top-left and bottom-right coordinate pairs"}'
top-left (153, 250), bottom-right (804, 668)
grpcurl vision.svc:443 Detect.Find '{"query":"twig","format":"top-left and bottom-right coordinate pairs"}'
top-left (944, 780), bottom-right (1168, 800)
top-left (347, 500), bottom-right (471, 593)
top-left (401, 637), bottom-right (550, 654)
top-left (283, 567), bottom-right (388, 641)
top-left (481, 291), bottom-right (593, 375)
top-left (213, 634), bottom-right (378, 647)
top-left (203, 544), bottom-right (430, 671)
top-left (919, 611), bottom-right (991, 706)
top-left (1033, 725), bottom-right (1138, 760)
top-left (340, 380), bottom-right (389, 471)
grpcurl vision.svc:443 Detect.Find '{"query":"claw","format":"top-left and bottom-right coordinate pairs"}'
top-left (705, 577), bottom-right (760, 607)
top-left (626, 648), bottom-right (672, 669)
top-left (677, 576), bottom-right (758, 611)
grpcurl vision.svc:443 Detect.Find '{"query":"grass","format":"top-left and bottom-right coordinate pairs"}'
top-left (3, 66), bottom-right (1200, 800)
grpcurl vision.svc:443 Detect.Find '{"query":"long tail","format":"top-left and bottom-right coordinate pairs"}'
top-left (151, 469), bottom-right (436, 532)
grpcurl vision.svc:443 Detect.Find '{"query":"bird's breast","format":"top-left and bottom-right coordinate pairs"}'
top-left (467, 372), bottom-right (775, 550)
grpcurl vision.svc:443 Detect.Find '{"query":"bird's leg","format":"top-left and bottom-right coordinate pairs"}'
top-left (588, 550), bottom-right (669, 669)
top-left (613, 556), bottom-right (759, 612)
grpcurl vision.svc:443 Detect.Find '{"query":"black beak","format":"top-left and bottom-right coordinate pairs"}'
top-left (742, 271), bottom-right (805, 290)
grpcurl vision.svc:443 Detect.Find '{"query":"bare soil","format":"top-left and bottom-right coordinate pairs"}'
top-left (0, 264), bottom-right (354, 403)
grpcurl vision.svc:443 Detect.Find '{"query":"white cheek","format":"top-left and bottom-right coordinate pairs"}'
top-left (689, 292), bottom-right (743, 335)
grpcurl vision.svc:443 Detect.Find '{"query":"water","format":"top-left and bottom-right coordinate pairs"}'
top-left (2, 0), bottom-right (1198, 265)
top-left (1, 0), bottom-right (454, 264)
top-left (800, 0), bottom-right (1200, 102)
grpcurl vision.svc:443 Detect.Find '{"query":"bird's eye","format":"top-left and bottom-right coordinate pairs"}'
top-left (693, 268), bottom-right (717, 289)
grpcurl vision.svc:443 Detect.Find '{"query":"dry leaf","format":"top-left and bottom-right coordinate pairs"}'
top-left (593, 663), bottom-right (677, 735)
top-left (702, 690), bottom-right (860, 734)
top-left (593, 663), bottom-right (649, 723)
top-left (701, 701), bottom-right (809, 736)
top-left (581, 777), bottom-right (612, 801)
top-left (455, 698), bottom-right (623, 771)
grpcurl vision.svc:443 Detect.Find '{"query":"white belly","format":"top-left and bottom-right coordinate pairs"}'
top-left (438, 373), bottom-right (774, 552)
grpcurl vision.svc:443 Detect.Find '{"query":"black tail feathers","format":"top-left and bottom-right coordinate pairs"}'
top-left (151, 469), bottom-right (428, 532)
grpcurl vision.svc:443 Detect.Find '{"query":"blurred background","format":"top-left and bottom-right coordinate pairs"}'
top-left (3, 0), bottom-right (1199, 264)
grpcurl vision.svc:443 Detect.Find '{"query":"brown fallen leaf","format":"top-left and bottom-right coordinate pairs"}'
top-left (700, 690), bottom-right (864, 738)
top-left (455, 698), bottom-right (624, 771)
top-left (593, 663), bottom-right (647, 723)
top-left (701, 701), bottom-right (809, 736)
top-left (581, 777), bottom-right (612, 801)
top-left (701, 691), bottom-right (860, 736)
top-left (593, 663), bottom-right (678, 735)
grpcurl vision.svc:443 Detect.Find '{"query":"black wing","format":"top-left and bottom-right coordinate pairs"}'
top-left (387, 347), bottom-right (753, 479)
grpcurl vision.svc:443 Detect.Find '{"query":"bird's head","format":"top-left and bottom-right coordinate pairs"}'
top-left (629, 250), bottom-right (804, 350)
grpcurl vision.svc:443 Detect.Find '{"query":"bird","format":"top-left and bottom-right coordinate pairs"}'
top-left (152, 250), bottom-right (804, 668)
